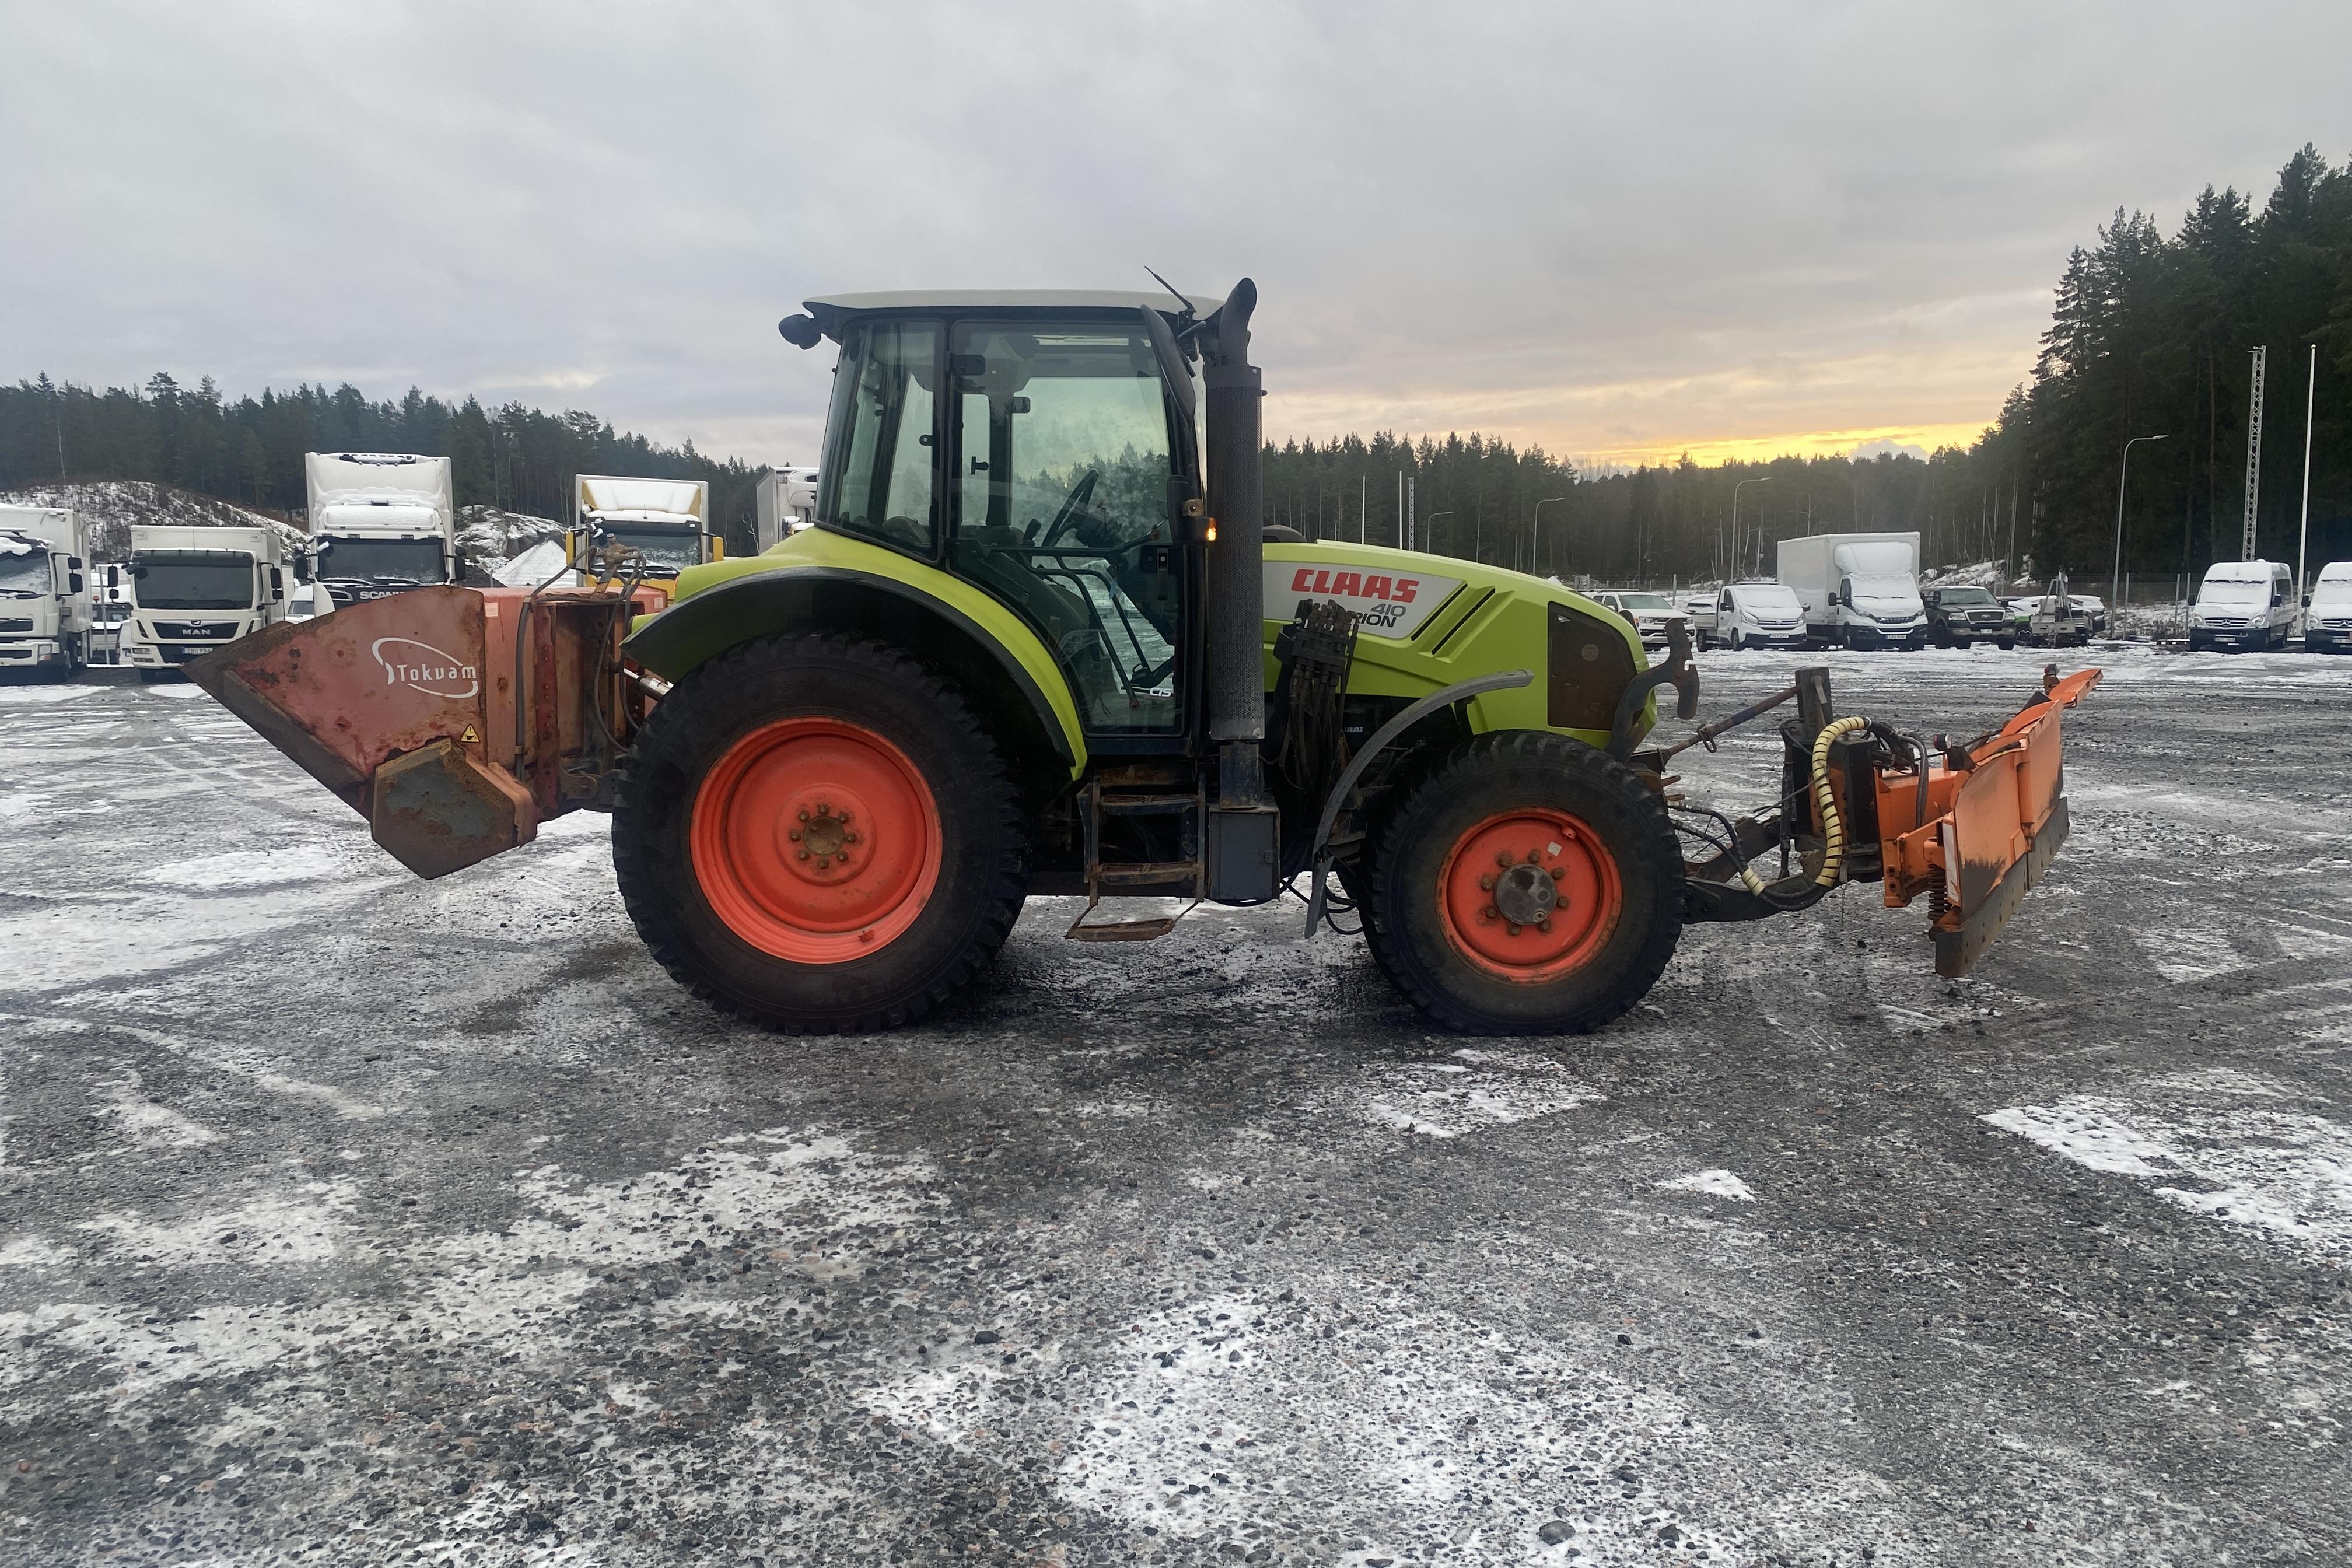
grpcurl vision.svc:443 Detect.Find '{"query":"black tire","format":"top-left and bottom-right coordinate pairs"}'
top-left (136, 668), bottom-right (174, 683)
top-left (612, 632), bottom-right (1030, 1034)
top-left (1359, 732), bottom-right (1683, 1034)
top-left (1996, 637), bottom-right (2014, 651)
top-left (1730, 628), bottom-right (1745, 651)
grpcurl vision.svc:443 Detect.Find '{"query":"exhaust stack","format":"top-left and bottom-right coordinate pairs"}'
top-left (1200, 278), bottom-right (1279, 898)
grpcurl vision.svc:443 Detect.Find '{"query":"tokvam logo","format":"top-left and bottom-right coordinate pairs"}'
top-left (371, 636), bottom-right (480, 699)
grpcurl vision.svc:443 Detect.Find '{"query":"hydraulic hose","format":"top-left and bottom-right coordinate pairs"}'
top-left (1736, 714), bottom-right (1868, 895)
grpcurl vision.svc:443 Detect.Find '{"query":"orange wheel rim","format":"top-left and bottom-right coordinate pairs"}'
top-left (1437, 808), bottom-right (1621, 982)
top-left (689, 717), bottom-right (942, 965)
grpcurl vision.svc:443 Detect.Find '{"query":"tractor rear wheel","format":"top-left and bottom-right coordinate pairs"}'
top-left (612, 632), bottom-right (1030, 1033)
top-left (1359, 733), bottom-right (1682, 1034)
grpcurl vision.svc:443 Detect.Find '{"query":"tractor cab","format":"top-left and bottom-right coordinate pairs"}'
top-left (788, 292), bottom-right (1212, 744)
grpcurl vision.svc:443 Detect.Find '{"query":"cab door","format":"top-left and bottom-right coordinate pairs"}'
top-left (945, 313), bottom-right (1196, 743)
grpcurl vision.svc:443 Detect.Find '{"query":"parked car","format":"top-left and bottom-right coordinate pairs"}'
top-left (2189, 559), bottom-right (2295, 651)
top-left (1593, 590), bottom-right (1679, 647)
top-left (1922, 584), bottom-right (2015, 648)
top-left (2305, 561), bottom-right (2352, 652)
top-left (1698, 580), bottom-right (1808, 650)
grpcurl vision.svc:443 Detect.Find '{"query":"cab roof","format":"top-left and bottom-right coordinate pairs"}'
top-left (803, 289), bottom-right (1223, 337)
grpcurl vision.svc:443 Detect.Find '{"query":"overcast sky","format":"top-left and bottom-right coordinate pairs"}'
top-left (5, 2), bottom-right (2346, 471)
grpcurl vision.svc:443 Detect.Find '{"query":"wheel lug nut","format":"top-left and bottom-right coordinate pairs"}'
top-left (1507, 923), bottom-right (1523, 936)
top-left (845, 831), bottom-right (859, 844)
top-left (789, 829), bottom-right (802, 841)
top-left (1538, 918), bottom-right (1553, 933)
top-left (797, 809), bottom-right (810, 822)
top-left (1495, 851), bottom-right (1513, 869)
top-left (1478, 873), bottom-right (1496, 891)
top-left (1525, 850), bottom-right (1541, 864)
top-left (1483, 904), bottom-right (1499, 919)
top-left (796, 849), bottom-right (810, 860)
top-left (816, 856), bottom-right (830, 868)
top-left (838, 811), bottom-right (850, 824)
top-left (1549, 866), bottom-right (1564, 881)
top-left (817, 802), bottom-right (831, 816)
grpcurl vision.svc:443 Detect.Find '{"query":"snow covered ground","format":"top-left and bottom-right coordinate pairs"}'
top-left (2, 647), bottom-right (2350, 1565)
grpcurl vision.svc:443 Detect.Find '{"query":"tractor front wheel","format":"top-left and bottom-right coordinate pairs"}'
top-left (613, 633), bottom-right (1030, 1033)
top-left (1359, 733), bottom-right (1683, 1034)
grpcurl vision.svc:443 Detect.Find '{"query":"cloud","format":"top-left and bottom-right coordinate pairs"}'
top-left (3, 2), bottom-right (2346, 466)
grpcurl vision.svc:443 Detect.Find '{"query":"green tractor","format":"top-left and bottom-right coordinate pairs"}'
top-left (192, 279), bottom-right (2095, 1035)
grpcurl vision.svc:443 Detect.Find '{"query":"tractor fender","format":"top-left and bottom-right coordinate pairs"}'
top-left (621, 565), bottom-right (1087, 775)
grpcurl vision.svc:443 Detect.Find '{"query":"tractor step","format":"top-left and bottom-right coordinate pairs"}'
top-left (1095, 860), bottom-right (1205, 889)
top-left (1065, 899), bottom-right (1200, 944)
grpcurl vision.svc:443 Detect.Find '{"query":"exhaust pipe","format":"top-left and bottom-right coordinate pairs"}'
top-left (1200, 278), bottom-right (1279, 898)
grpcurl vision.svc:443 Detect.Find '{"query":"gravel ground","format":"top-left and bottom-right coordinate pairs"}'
top-left (2, 645), bottom-right (2348, 1567)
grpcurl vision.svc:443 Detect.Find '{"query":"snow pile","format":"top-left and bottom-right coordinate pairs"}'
top-left (491, 538), bottom-right (570, 587)
top-left (455, 505), bottom-right (563, 575)
top-left (0, 480), bottom-right (299, 562)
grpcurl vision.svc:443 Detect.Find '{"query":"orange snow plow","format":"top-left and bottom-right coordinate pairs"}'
top-left (1874, 666), bottom-right (2102, 977)
top-left (188, 583), bottom-right (662, 878)
top-left (1667, 661), bottom-right (2100, 978)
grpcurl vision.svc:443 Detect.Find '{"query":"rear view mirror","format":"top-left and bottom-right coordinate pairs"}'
top-left (2302, 593), bottom-right (2312, 608)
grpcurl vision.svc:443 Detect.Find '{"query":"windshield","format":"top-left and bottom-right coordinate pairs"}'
top-left (1849, 576), bottom-right (1917, 604)
top-left (134, 553), bottom-right (256, 610)
top-left (2315, 572), bottom-right (2352, 604)
top-left (2197, 574), bottom-right (2267, 606)
top-left (604, 526), bottom-right (703, 576)
top-left (1618, 593), bottom-right (1672, 610)
top-left (0, 550), bottom-right (48, 595)
top-left (318, 535), bottom-right (446, 583)
top-left (1936, 586), bottom-right (1996, 606)
top-left (1735, 586), bottom-right (1803, 614)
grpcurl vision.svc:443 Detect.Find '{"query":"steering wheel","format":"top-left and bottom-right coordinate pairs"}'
top-left (1040, 468), bottom-right (1102, 548)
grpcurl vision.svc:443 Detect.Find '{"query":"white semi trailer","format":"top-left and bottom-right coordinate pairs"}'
top-left (573, 474), bottom-right (715, 578)
top-left (1776, 531), bottom-right (1927, 649)
top-left (306, 452), bottom-right (457, 610)
top-left (0, 505), bottom-right (90, 677)
top-left (755, 464), bottom-right (820, 552)
top-left (120, 524), bottom-right (292, 680)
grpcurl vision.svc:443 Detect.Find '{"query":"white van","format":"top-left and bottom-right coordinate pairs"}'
top-left (2305, 561), bottom-right (2352, 653)
top-left (1701, 580), bottom-right (1808, 650)
top-left (2190, 559), bottom-right (2295, 651)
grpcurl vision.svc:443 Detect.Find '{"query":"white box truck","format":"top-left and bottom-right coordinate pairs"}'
top-left (1776, 532), bottom-right (1927, 649)
top-left (120, 524), bottom-right (292, 680)
top-left (0, 505), bottom-right (90, 677)
top-left (573, 474), bottom-right (715, 578)
top-left (305, 452), bottom-right (457, 610)
top-left (755, 464), bottom-right (819, 552)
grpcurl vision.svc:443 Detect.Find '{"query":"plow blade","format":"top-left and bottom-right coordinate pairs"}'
top-left (1877, 667), bottom-right (2101, 978)
top-left (187, 584), bottom-right (653, 879)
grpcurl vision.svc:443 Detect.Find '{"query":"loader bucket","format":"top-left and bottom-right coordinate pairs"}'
top-left (187, 584), bottom-right (656, 879)
top-left (1877, 667), bottom-right (2101, 977)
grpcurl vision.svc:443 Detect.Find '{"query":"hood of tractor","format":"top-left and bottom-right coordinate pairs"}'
top-left (657, 530), bottom-right (1653, 751)
top-left (1260, 540), bottom-right (1650, 746)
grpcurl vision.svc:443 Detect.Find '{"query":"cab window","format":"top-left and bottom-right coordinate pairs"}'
top-left (819, 320), bottom-right (941, 556)
top-left (948, 320), bottom-right (1184, 736)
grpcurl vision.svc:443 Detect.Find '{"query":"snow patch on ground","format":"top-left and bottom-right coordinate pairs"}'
top-left (1985, 1084), bottom-right (2352, 1263)
top-left (863, 1285), bottom-right (1904, 1566)
top-left (1658, 1169), bottom-right (1756, 1202)
top-left (148, 844), bottom-right (348, 890)
top-left (75, 1182), bottom-right (358, 1268)
top-left (1339, 1051), bottom-right (1601, 1139)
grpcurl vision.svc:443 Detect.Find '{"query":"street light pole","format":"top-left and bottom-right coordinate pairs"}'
top-left (1424, 512), bottom-right (1457, 559)
top-left (2297, 344), bottom-right (2316, 609)
top-left (1731, 477), bottom-right (1772, 582)
top-left (1531, 496), bottom-right (1569, 580)
top-left (2111, 433), bottom-right (2168, 627)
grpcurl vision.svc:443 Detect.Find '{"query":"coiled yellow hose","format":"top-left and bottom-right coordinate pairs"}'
top-left (1737, 715), bottom-right (1869, 894)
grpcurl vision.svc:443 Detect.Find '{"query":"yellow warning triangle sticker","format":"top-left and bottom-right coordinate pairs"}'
top-left (460, 723), bottom-right (481, 744)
